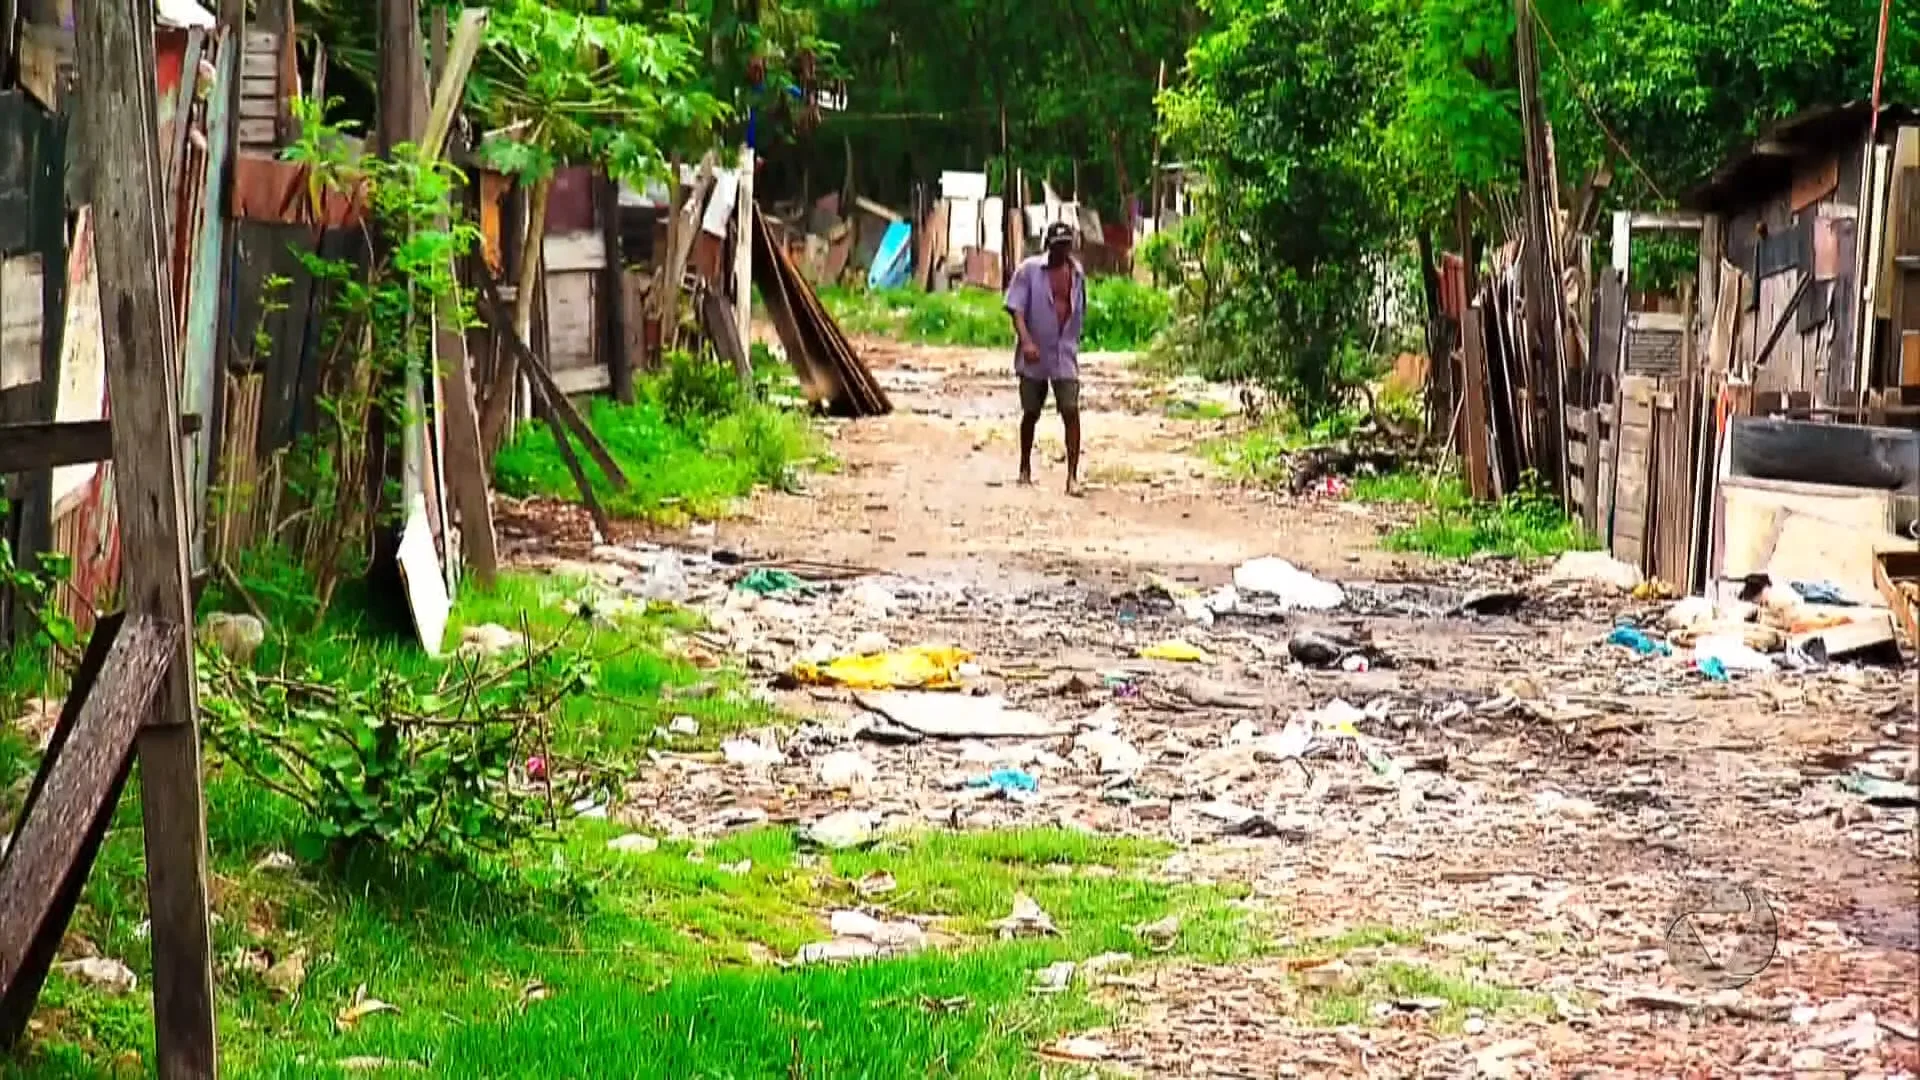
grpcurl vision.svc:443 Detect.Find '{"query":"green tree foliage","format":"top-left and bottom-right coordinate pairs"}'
top-left (1157, 0), bottom-right (1409, 412)
top-left (1159, 0), bottom-right (1920, 412)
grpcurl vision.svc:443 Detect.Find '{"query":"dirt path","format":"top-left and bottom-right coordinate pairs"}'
top-left (536, 340), bottom-right (1920, 1076)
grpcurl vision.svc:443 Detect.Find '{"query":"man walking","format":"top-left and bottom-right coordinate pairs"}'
top-left (1004, 221), bottom-right (1087, 495)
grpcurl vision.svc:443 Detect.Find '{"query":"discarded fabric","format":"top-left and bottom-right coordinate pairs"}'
top-left (792, 645), bottom-right (972, 690)
top-left (1693, 635), bottom-right (1776, 674)
top-left (1607, 626), bottom-right (1671, 657)
top-left (736, 568), bottom-right (809, 595)
top-left (967, 768), bottom-right (1039, 795)
top-left (1790, 580), bottom-right (1850, 606)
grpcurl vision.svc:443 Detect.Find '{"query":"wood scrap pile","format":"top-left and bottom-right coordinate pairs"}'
top-left (752, 204), bottom-right (891, 417)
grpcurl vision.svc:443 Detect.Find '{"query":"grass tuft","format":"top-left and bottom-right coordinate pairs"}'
top-left (493, 354), bottom-right (823, 525)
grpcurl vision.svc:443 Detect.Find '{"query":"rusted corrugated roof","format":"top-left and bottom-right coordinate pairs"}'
top-left (1682, 101), bottom-right (1918, 211)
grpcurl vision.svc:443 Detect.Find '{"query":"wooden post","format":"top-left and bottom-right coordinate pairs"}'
top-left (1514, 0), bottom-right (1567, 499)
top-left (72, 1), bottom-right (219, 1075)
top-left (733, 144), bottom-right (754, 371)
top-left (1461, 306), bottom-right (1495, 501)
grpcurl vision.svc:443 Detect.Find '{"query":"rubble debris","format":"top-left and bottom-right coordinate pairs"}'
top-left (1075, 730), bottom-right (1145, 775)
top-left (966, 768), bottom-right (1039, 797)
top-left (607, 833), bottom-right (661, 855)
top-left (1546, 550), bottom-right (1642, 591)
top-left (736, 568), bottom-right (810, 595)
top-left (798, 810), bottom-right (879, 850)
top-left (722, 737), bottom-right (786, 769)
top-left (816, 751), bottom-right (879, 791)
top-left (995, 893), bottom-right (1059, 939)
top-left (855, 691), bottom-right (1068, 738)
top-left (56, 957), bottom-right (137, 995)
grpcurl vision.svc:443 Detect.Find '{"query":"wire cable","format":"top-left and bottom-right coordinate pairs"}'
top-left (1529, 2), bottom-right (1671, 204)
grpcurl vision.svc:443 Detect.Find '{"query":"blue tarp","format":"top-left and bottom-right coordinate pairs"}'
top-left (868, 221), bottom-right (913, 290)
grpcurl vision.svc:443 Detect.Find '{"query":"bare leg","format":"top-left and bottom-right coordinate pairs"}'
top-left (1018, 410), bottom-right (1040, 485)
top-left (1062, 409), bottom-right (1083, 496)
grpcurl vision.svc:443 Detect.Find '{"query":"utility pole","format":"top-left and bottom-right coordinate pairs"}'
top-left (72, 0), bottom-right (219, 1074)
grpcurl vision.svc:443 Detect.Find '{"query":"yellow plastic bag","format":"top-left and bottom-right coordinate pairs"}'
top-left (791, 645), bottom-right (974, 690)
top-left (1139, 640), bottom-right (1212, 664)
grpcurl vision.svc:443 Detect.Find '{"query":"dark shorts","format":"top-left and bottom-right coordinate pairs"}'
top-left (1019, 376), bottom-right (1080, 414)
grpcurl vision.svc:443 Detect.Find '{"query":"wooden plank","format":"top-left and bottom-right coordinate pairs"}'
top-left (72, 2), bottom-right (218, 1074)
top-left (0, 416), bottom-right (198, 473)
top-left (551, 364), bottom-right (611, 396)
top-left (699, 287), bottom-right (753, 387)
top-left (0, 615), bottom-right (176, 1046)
top-left (1, 254), bottom-right (46, 390)
top-left (240, 52), bottom-right (277, 78)
top-left (474, 276), bottom-right (629, 492)
top-left (1789, 152), bottom-right (1841, 212)
top-left (1627, 211), bottom-right (1705, 232)
top-left (1460, 307), bottom-right (1494, 501)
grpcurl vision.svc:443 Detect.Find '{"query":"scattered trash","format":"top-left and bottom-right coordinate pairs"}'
top-left (1840, 773), bottom-right (1920, 808)
top-left (264, 948), bottom-right (307, 999)
top-left (199, 612), bottom-right (265, 665)
top-left (1791, 580), bottom-right (1851, 605)
top-left (252, 851), bottom-right (296, 874)
top-left (844, 581), bottom-right (899, 620)
top-left (1546, 550), bottom-right (1643, 591)
top-left (1134, 914), bottom-right (1181, 951)
top-left (1075, 729), bottom-right (1145, 775)
top-left (1452, 590), bottom-right (1526, 617)
top-left (1043, 1037), bottom-right (1113, 1062)
top-left (1299, 959), bottom-right (1356, 990)
top-left (1607, 626), bottom-right (1672, 657)
top-left (816, 750), bottom-right (879, 791)
top-left (606, 833), bottom-right (661, 855)
top-left (736, 568), bottom-right (810, 595)
top-left (667, 715), bottom-right (701, 737)
top-left (850, 630), bottom-right (893, 656)
top-left (1662, 596), bottom-right (1715, 630)
top-left (56, 957), bottom-right (137, 995)
top-left (1231, 557), bottom-right (1345, 610)
top-left (722, 737), bottom-right (786, 769)
top-left (1287, 628), bottom-right (1362, 668)
top-left (1139, 640), bottom-right (1212, 663)
top-left (1031, 960), bottom-right (1077, 993)
top-left (1693, 635), bottom-right (1777, 675)
top-left (335, 984), bottom-right (397, 1029)
top-left (525, 755), bottom-right (549, 781)
top-left (1632, 578), bottom-right (1676, 600)
top-left (966, 768), bottom-right (1039, 796)
top-left (799, 810), bottom-right (879, 850)
top-left (856, 691), bottom-right (1068, 738)
top-left (1696, 656), bottom-right (1730, 683)
top-left (994, 893), bottom-right (1059, 939)
top-left (792, 645), bottom-right (972, 690)
top-left (632, 551), bottom-right (690, 603)
top-left (854, 871), bottom-right (897, 897)
top-left (457, 623), bottom-right (525, 660)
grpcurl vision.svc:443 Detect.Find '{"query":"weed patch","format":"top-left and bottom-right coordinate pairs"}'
top-left (820, 278), bottom-right (1172, 353)
top-left (493, 353), bottom-right (823, 524)
top-left (1378, 482), bottom-right (1594, 560)
top-left (9, 818), bottom-right (1254, 1078)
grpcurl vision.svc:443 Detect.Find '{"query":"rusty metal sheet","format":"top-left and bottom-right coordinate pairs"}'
top-left (1789, 153), bottom-right (1839, 211)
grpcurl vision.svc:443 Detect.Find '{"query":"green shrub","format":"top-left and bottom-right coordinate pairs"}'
top-left (494, 364), bottom-right (821, 523)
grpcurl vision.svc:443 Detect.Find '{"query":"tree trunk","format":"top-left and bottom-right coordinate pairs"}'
top-left (478, 174), bottom-right (552, 454)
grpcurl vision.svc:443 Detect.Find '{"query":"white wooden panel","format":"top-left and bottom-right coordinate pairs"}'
top-left (543, 230), bottom-right (606, 273)
top-left (543, 271), bottom-right (597, 372)
top-left (552, 365), bottom-right (611, 395)
top-left (54, 215), bottom-right (107, 513)
top-left (1, 253), bottom-right (46, 390)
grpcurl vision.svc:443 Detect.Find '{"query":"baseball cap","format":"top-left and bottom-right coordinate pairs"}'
top-left (1044, 221), bottom-right (1075, 248)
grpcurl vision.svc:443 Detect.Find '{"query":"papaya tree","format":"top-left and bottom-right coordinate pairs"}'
top-left (468, 0), bottom-right (725, 451)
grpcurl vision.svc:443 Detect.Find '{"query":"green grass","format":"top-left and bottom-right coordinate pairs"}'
top-left (196, 556), bottom-right (770, 765)
top-left (7, 559), bottom-right (1262, 1077)
top-left (819, 278), bottom-right (1173, 353)
top-left (8, 814), bottom-right (1258, 1078)
top-left (493, 355), bottom-right (824, 525)
top-left (1306, 962), bottom-right (1533, 1030)
top-left (1373, 480), bottom-right (1595, 560)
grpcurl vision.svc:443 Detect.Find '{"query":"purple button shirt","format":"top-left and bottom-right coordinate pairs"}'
top-left (1004, 255), bottom-right (1086, 381)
